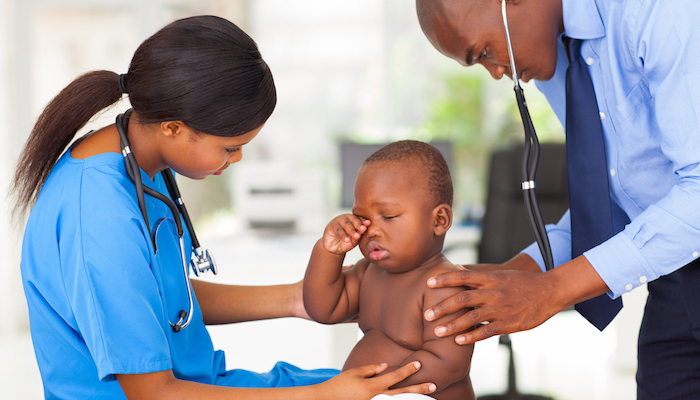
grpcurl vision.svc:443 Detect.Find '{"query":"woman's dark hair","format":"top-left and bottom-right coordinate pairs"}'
top-left (12, 15), bottom-right (276, 219)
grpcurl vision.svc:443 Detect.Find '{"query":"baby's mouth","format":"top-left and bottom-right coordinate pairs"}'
top-left (367, 240), bottom-right (389, 261)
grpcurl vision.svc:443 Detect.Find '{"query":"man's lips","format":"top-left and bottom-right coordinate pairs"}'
top-left (367, 240), bottom-right (389, 261)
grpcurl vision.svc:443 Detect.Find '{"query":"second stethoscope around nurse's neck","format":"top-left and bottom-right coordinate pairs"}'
top-left (116, 109), bottom-right (218, 332)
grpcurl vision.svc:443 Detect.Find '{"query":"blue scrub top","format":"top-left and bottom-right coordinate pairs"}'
top-left (21, 149), bottom-right (336, 399)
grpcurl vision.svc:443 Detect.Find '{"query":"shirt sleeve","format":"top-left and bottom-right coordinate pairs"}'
top-left (521, 210), bottom-right (573, 272)
top-left (63, 166), bottom-right (172, 380)
top-left (585, 1), bottom-right (700, 298)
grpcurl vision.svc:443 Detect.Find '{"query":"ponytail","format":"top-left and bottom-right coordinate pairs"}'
top-left (12, 15), bottom-right (276, 222)
top-left (11, 70), bottom-right (123, 220)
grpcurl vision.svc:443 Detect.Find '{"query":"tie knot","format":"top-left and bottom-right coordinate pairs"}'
top-left (563, 36), bottom-right (583, 64)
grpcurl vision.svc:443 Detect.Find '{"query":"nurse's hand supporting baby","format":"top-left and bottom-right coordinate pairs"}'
top-left (118, 360), bottom-right (436, 400)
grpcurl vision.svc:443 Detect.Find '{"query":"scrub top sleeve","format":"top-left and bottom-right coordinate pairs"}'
top-left (65, 169), bottom-right (172, 381)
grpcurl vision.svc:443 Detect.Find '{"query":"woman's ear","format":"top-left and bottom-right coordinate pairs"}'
top-left (432, 204), bottom-right (453, 236)
top-left (160, 121), bottom-right (186, 138)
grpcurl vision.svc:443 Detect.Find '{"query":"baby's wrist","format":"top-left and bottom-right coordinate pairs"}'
top-left (323, 245), bottom-right (347, 256)
top-left (318, 238), bottom-right (348, 257)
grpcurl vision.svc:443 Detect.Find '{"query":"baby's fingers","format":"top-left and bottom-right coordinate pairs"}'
top-left (334, 215), bottom-right (367, 240)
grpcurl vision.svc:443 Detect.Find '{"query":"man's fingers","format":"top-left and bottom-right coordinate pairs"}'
top-left (424, 288), bottom-right (483, 322)
top-left (427, 269), bottom-right (493, 289)
top-left (432, 307), bottom-right (490, 337)
top-left (455, 321), bottom-right (504, 345)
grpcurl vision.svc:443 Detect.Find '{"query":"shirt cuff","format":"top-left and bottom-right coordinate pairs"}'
top-left (583, 232), bottom-right (658, 298)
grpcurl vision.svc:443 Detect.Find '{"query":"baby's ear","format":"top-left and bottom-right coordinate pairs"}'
top-left (432, 204), bottom-right (453, 236)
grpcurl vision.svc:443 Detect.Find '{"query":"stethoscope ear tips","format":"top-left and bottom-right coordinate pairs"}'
top-left (170, 310), bottom-right (188, 332)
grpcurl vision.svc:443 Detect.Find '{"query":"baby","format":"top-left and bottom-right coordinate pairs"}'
top-left (304, 140), bottom-right (474, 400)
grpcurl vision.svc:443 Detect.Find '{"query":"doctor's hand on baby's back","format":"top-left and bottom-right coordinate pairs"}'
top-left (423, 253), bottom-right (581, 345)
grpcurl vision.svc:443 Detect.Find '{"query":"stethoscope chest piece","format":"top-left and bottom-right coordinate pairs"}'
top-left (192, 248), bottom-right (217, 276)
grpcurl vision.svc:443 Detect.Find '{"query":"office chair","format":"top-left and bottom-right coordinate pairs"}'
top-left (476, 142), bottom-right (568, 400)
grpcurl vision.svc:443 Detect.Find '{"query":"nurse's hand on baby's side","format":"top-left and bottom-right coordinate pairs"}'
top-left (321, 361), bottom-right (437, 399)
top-left (117, 359), bottom-right (435, 400)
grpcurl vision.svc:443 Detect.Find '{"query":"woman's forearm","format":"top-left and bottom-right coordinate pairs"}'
top-left (192, 279), bottom-right (300, 325)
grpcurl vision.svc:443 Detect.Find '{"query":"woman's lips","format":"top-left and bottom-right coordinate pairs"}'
top-left (367, 240), bottom-right (389, 261)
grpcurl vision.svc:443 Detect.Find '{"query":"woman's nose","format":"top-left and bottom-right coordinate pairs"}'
top-left (228, 149), bottom-right (243, 164)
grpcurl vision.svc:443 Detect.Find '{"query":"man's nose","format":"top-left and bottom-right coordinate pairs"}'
top-left (482, 62), bottom-right (507, 80)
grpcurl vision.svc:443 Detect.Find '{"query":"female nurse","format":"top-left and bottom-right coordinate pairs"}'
top-left (11, 15), bottom-right (436, 400)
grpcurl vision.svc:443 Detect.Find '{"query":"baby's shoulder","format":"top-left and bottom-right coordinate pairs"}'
top-left (423, 261), bottom-right (466, 301)
top-left (425, 260), bottom-right (462, 276)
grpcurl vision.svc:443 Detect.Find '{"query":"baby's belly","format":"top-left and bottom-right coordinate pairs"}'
top-left (343, 329), bottom-right (416, 371)
top-left (343, 330), bottom-right (475, 400)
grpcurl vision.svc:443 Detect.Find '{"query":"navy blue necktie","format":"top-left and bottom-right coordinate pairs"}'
top-left (564, 37), bottom-right (623, 331)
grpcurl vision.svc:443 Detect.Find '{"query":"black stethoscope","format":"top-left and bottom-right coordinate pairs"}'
top-left (116, 109), bottom-right (218, 332)
top-left (501, 0), bottom-right (554, 271)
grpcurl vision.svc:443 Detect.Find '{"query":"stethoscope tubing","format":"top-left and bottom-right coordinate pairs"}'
top-left (152, 218), bottom-right (195, 331)
top-left (502, 0), bottom-right (554, 271)
top-left (116, 109), bottom-right (206, 331)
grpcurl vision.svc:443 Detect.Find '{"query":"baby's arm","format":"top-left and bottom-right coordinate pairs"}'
top-left (303, 214), bottom-right (371, 324)
top-left (388, 267), bottom-right (473, 391)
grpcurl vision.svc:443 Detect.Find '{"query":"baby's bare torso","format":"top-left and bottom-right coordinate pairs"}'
top-left (342, 263), bottom-right (474, 400)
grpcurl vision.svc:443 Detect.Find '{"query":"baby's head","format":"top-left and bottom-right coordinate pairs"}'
top-left (352, 140), bottom-right (453, 271)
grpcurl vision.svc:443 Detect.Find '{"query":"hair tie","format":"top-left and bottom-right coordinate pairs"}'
top-left (118, 74), bottom-right (128, 94)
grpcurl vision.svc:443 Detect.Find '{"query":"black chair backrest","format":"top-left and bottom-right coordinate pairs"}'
top-left (478, 142), bottom-right (569, 264)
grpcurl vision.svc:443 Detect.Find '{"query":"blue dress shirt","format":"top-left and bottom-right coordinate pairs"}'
top-left (523, 0), bottom-right (700, 298)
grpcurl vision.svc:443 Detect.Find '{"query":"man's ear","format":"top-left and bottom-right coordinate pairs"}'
top-left (505, 0), bottom-right (522, 5)
top-left (160, 121), bottom-right (186, 138)
top-left (432, 204), bottom-right (453, 236)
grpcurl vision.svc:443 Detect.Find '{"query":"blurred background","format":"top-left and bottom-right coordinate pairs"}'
top-left (0, 0), bottom-right (646, 399)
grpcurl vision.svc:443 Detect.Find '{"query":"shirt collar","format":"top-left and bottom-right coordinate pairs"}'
top-left (562, 0), bottom-right (606, 40)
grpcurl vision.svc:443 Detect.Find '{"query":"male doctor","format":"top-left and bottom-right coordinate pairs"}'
top-left (416, 0), bottom-right (700, 399)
